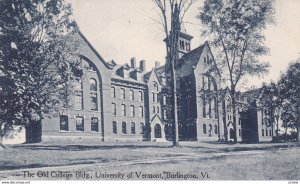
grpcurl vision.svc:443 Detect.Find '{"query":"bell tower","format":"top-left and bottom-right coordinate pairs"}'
top-left (178, 28), bottom-right (193, 58)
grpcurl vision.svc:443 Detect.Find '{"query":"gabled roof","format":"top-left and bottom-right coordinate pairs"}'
top-left (77, 29), bottom-right (110, 69)
top-left (150, 113), bottom-right (164, 124)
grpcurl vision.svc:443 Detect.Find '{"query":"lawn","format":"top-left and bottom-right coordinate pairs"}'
top-left (0, 141), bottom-right (299, 180)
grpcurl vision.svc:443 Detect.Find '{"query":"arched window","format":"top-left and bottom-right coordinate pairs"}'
top-left (90, 79), bottom-right (97, 91)
top-left (90, 79), bottom-right (98, 111)
top-left (153, 82), bottom-right (158, 91)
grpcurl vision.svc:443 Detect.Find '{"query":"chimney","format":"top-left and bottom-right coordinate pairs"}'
top-left (155, 61), bottom-right (160, 68)
top-left (140, 60), bottom-right (145, 71)
top-left (130, 57), bottom-right (136, 69)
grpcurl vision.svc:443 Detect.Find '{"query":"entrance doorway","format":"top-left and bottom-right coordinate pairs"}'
top-left (229, 128), bottom-right (235, 139)
top-left (154, 124), bottom-right (162, 138)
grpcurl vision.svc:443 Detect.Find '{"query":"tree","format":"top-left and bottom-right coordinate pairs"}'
top-left (259, 82), bottom-right (283, 142)
top-left (0, 0), bottom-right (81, 147)
top-left (153, 0), bottom-right (196, 146)
top-left (278, 61), bottom-right (300, 142)
top-left (198, 0), bottom-right (275, 143)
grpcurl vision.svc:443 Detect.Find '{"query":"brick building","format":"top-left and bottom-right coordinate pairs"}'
top-left (40, 29), bottom-right (273, 143)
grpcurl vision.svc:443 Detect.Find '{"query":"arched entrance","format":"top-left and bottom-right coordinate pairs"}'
top-left (154, 124), bottom-right (162, 138)
top-left (229, 128), bottom-right (235, 139)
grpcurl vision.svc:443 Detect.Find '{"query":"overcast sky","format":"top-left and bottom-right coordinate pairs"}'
top-left (67, 0), bottom-right (300, 90)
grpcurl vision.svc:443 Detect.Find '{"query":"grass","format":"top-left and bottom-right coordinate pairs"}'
top-left (0, 141), bottom-right (299, 180)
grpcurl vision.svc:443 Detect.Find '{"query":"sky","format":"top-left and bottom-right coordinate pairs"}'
top-left (67, 0), bottom-right (300, 90)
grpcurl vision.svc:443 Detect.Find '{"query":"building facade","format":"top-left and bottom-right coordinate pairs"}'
top-left (40, 30), bottom-right (273, 143)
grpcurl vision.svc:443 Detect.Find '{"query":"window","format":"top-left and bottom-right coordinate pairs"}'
top-left (208, 124), bottom-right (212, 136)
top-left (121, 104), bottom-right (126, 116)
top-left (112, 121), bottom-right (117, 134)
top-left (140, 123), bottom-right (144, 134)
top-left (112, 103), bottom-right (116, 115)
top-left (153, 82), bottom-right (158, 91)
top-left (75, 92), bottom-right (83, 110)
top-left (130, 90), bottom-right (134, 101)
top-left (203, 100), bottom-right (206, 118)
top-left (139, 106), bottom-right (144, 117)
top-left (239, 129), bottom-right (241, 137)
top-left (152, 106), bottom-right (156, 113)
top-left (164, 109), bottom-right (167, 119)
top-left (238, 118), bottom-right (241, 125)
top-left (203, 124), bottom-right (207, 134)
top-left (90, 96), bottom-right (97, 111)
top-left (90, 79), bottom-right (97, 91)
top-left (122, 122), bottom-right (127, 134)
top-left (111, 87), bottom-right (116, 98)
top-left (131, 122), bottom-right (136, 134)
top-left (163, 95), bottom-right (167, 105)
top-left (60, 115), bottom-right (68, 131)
top-left (157, 107), bottom-right (160, 114)
top-left (121, 88), bottom-right (125, 99)
top-left (76, 116), bottom-right (84, 131)
top-left (266, 129), bottom-right (268, 136)
top-left (261, 110), bottom-right (264, 125)
top-left (214, 125), bottom-right (218, 134)
top-left (91, 117), bottom-right (99, 132)
top-left (262, 129), bottom-right (264, 136)
top-left (90, 79), bottom-right (98, 111)
top-left (269, 130), bottom-right (272, 137)
top-left (208, 100), bottom-right (212, 118)
top-left (152, 92), bottom-right (156, 103)
top-left (139, 91), bottom-right (143, 101)
top-left (130, 105), bottom-right (135, 117)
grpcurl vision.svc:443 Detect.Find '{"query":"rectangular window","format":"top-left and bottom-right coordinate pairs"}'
top-left (208, 100), bottom-right (212, 118)
top-left (121, 104), bottom-right (126, 116)
top-left (164, 109), bottom-right (167, 120)
top-left (112, 103), bottom-right (116, 115)
top-left (152, 106), bottom-right (156, 113)
top-left (139, 106), bottom-right (144, 117)
top-left (130, 105), bottom-right (135, 117)
top-left (203, 124), bottom-right (207, 134)
top-left (262, 129), bottom-right (264, 136)
top-left (111, 87), bottom-right (116, 98)
top-left (122, 122), bottom-right (127, 134)
top-left (90, 95), bottom-right (97, 111)
top-left (91, 117), bottom-right (99, 132)
top-left (163, 95), bottom-right (167, 105)
top-left (266, 129), bottom-right (268, 136)
top-left (112, 121), bottom-right (117, 134)
top-left (239, 129), bottom-right (241, 137)
top-left (140, 123), bottom-right (144, 134)
top-left (76, 116), bottom-right (84, 131)
top-left (203, 100), bottom-right (206, 118)
top-left (269, 130), bottom-right (272, 137)
top-left (60, 115), bottom-right (68, 131)
top-left (75, 92), bottom-right (83, 110)
top-left (157, 107), bottom-right (160, 114)
top-left (152, 93), bottom-right (157, 103)
top-left (131, 122), bottom-right (136, 134)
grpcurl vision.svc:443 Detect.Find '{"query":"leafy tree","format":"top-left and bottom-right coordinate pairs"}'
top-left (198, 0), bottom-right (275, 143)
top-left (259, 82), bottom-right (283, 142)
top-left (0, 0), bottom-right (81, 147)
top-left (278, 61), bottom-right (300, 142)
top-left (153, 0), bottom-right (196, 146)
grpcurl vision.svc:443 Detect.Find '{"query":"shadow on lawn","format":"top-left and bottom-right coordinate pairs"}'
top-left (12, 144), bottom-right (176, 151)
